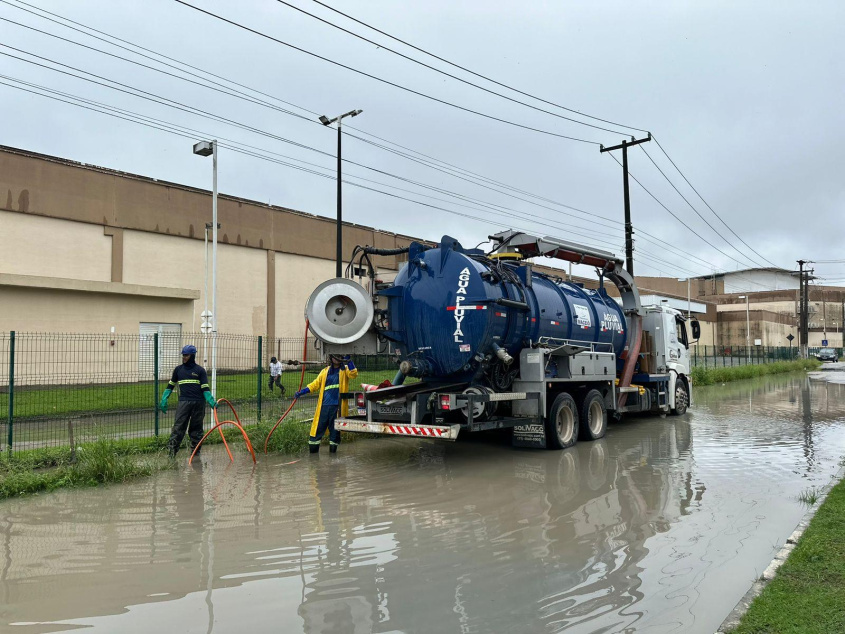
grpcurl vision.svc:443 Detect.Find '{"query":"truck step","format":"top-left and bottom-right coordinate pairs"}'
top-left (335, 418), bottom-right (461, 441)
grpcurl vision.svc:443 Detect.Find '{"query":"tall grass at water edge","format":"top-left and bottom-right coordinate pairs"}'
top-left (691, 359), bottom-right (820, 386)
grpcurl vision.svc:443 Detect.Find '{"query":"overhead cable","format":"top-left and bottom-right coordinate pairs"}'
top-left (170, 0), bottom-right (601, 144)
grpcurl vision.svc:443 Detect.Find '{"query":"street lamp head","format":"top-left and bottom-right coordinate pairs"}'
top-left (318, 115), bottom-right (331, 126)
top-left (352, 109), bottom-right (363, 117)
top-left (192, 140), bottom-right (214, 157)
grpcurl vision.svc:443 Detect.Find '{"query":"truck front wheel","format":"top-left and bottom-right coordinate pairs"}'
top-left (671, 379), bottom-right (689, 416)
top-left (579, 390), bottom-right (607, 441)
top-left (546, 393), bottom-right (579, 450)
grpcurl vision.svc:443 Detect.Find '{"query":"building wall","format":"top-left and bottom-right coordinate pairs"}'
top-left (0, 210), bottom-right (111, 282)
top-left (122, 230), bottom-right (267, 335)
top-left (0, 286), bottom-right (193, 334)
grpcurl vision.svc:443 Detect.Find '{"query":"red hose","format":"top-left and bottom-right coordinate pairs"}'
top-left (264, 319), bottom-right (310, 454)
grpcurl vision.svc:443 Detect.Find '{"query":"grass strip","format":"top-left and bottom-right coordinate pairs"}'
top-left (0, 436), bottom-right (173, 500)
top-left (730, 475), bottom-right (845, 633)
top-left (691, 359), bottom-right (820, 386)
top-left (0, 414), bottom-right (371, 500)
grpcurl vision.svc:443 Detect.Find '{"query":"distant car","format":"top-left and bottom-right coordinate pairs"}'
top-left (816, 348), bottom-right (838, 362)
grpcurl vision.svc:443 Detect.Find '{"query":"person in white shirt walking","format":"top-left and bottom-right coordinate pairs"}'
top-left (268, 356), bottom-right (284, 394)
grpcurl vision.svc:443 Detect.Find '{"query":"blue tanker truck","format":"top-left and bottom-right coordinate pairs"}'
top-left (304, 230), bottom-right (700, 450)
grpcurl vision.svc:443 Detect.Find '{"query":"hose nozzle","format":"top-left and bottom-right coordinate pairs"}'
top-left (492, 343), bottom-right (513, 366)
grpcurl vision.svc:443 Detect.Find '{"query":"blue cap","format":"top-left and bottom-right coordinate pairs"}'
top-left (181, 344), bottom-right (197, 355)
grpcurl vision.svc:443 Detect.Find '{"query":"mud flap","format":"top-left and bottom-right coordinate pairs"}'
top-left (512, 422), bottom-right (547, 448)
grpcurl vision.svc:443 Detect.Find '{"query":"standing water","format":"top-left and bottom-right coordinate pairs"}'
top-left (1, 372), bottom-right (844, 633)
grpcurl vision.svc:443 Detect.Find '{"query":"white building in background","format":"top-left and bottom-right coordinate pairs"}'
top-left (694, 267), bottom-right (802, 295)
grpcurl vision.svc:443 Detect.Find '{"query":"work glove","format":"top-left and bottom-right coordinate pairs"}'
top-left (344, 355), bottom-right (356, 371)
top-left (294, 388), bottom-right (310, 399)
top-left (204, 392), bottom-right (218, 409)
top-left (159, 389), bottom-right (172, 412)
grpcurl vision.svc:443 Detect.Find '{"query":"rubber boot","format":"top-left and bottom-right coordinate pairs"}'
top-left (309, 437), bottom-right (320, 454)
top-left (329, 442), bottom-right (338, 454)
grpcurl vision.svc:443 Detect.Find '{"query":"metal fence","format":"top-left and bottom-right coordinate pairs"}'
top-left (0, 331), bottom-right (398, 453)
top-left (690, 345), bottom-right (804, 368)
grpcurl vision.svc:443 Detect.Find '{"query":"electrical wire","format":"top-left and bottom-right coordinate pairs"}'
top-left (639, 145), bottom-right (767, 269)
top-left (274, 0), bottom-right (630, 136)
top-left (307, 0), bottom-right (649, 134)
top-left (170, 0), bottom-right (601, 144)
top-left (651, 134), bottom-right (781, 269)
top-left (0, 0), bottom-right (725, 275)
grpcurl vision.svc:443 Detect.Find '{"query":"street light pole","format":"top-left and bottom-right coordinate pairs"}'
top-left (739, 295), bottom-right (750, 363)
top-left (319, 109), bottom-right (363, 278)
top-left (211, 140), bottom-right (218, 397)
top-left (193, 140), bottom-right (219, 397)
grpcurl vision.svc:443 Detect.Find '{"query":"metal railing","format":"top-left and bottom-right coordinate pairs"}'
top-left (0, 331), bottom-right (398, 453)
top-left (690, 345), bottom-right (802, 368)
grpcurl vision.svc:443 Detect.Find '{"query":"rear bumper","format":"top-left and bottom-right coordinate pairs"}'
top-left (335, 418), bottom-right (461, 441)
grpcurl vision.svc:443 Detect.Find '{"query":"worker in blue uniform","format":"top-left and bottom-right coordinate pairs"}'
top-left (159, 344), bottom-right (218, 457)
top-left (295, 354), bottom-right (357, 454)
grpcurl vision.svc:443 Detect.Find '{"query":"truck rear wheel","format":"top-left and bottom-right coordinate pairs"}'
top-left (546, 393), bottom-right (579, 450)
top-left (578, 390), bottom-right (607, 441)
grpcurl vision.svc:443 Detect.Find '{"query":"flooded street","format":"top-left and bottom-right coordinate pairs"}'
top-left (2, 372), bottom-right (845, 634)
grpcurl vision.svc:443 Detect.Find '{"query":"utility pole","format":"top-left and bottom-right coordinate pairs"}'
top-left (798, 260), bottom-right (806, 358)
top-left (600, 133), bottom-right (651, 276)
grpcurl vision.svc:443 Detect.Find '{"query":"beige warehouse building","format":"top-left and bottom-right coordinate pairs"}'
top-left (1, 144), bottom-right (424, 340)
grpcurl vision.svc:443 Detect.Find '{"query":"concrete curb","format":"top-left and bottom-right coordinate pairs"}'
top-left (716, 462), bottom-right (845, 633)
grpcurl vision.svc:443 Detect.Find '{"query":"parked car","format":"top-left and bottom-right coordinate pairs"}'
top-left (816, 348), bottom-right (838, 362)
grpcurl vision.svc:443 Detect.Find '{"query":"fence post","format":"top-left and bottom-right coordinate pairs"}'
top-left (154, 332), bottom-right (160, 437)
top-left (257, 335), bottom-right (263, 422)
top-left (7, 331), bottom-right (14, 453)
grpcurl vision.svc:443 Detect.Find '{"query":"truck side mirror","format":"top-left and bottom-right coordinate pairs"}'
top-left (691, 320), bottom-right (701, 341)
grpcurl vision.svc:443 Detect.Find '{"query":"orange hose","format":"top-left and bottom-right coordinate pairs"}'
top-left (212, 398), bottom-right (235, 462)
top-left (189, 419), bottom-right (256, 465)
top-left (264, 319), bottom-right (310, 454)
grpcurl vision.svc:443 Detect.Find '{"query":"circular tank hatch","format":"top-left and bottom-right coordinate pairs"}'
top-left (305, 278), bottom-right (374, 344)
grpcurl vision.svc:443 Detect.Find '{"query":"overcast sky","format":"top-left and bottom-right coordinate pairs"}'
top-left (1, 0), bottom-right (843, 285)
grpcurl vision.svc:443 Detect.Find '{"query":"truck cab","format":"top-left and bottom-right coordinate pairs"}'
top-left (641, 305), bottom-right (693, 414)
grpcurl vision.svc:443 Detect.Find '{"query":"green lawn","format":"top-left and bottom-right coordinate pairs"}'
top-left (730, 476), bottom-right (845, 633)
top-left (1, 369), bottom-right (398, 419)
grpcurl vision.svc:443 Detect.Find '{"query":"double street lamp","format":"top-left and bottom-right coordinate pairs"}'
top-left (193, 140), bottom-right (218, 396)
top-left (319, 109), bottom-right (363, 278)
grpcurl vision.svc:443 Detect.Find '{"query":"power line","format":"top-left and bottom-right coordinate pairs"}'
top-left (170, 0), bottom-right (601, 145)
top-left (639, 144), bottom-right (767, 269)
top-left (0, 43), bottom-right (627, 245)
top-left (651, 134), bottom-right (781, 268)
top-left (307, 0), bottom-right (649, 135)
top-left (0, 76), bottom-right (704, 279)
top-left (274, 0), bottom-right (629, 137)
top-left (1, 0), bottom-right (711, 272)
top-left (605, 151), bottom-right (760, 270)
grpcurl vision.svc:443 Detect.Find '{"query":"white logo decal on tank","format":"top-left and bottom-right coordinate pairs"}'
top-left (574, 304), bottom-right (592, 328)
top-left (453, 267), bottom-right (471, 343)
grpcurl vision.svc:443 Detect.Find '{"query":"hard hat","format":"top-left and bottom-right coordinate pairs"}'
top-left (181, 344), bottom-right (197, 355)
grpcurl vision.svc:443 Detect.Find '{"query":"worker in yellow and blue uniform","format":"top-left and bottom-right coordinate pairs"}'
top-left (158, 344), bottom-right (218, 457)
top-left (295, 354), bottom-right (357, 454)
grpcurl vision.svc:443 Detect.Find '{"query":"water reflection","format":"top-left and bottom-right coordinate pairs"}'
top-left (1, 372), bottom-right (845, 633)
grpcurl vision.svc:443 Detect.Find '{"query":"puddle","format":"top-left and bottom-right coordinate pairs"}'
top-left (1, 372), bottom-right (843, 633)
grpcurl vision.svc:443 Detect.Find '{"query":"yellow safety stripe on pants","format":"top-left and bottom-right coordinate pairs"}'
top-left (178, 379), bottom-right (201, 385)
top-left (308, 440), bottom-right (321, 445)
top-left (329, 441), bottom-right (339, 446)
